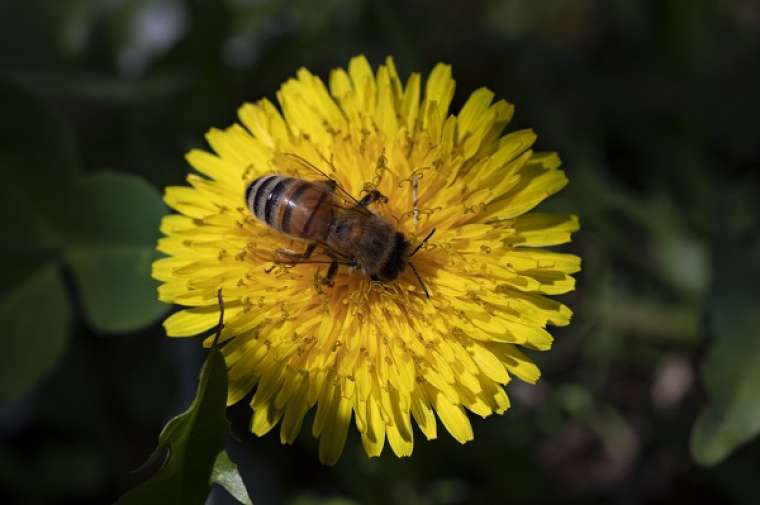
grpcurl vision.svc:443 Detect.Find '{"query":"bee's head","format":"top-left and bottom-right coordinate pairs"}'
top-left (374, 232), bottom-right (409, 282)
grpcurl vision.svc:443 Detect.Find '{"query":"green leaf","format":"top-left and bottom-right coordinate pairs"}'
top-left (0, 264), bottom-right (71, 402)
top-left (65, 172), bottom-right (166, 245)
top-left (64, 172), bottom-right (169, 333)
top-left (67, 246), bottom-right (166, 333)
top-left (0, 77), bottom-right (77, 289)
top-left (289, 495), bottom-right (361, 505)
top-left (0, 79), bottom-right (78, 215)
top-left (690, 240), bottom-right (760, 465)
top-left (210, 450), bottom-right (253, 505)
top-left (117, 348), bottom-right (230, 505)
top-left (37, 443), bottom-right (108, 494)
top-left (0, 78), bottom-right (78, 403)
top-left (0, 78), bottom-right (169, 405)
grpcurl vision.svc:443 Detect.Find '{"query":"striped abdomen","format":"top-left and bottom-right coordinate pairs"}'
top-left (245, 175), bottom-right (334, 241)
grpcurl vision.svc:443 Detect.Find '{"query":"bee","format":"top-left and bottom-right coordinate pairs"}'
top-left (244, 154), bottom-right (433, 297)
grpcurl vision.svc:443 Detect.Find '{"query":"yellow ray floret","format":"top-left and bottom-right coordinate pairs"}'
top-left (154, 55), bottom-right (581, 465)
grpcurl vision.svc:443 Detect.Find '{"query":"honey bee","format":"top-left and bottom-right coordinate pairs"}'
top-left (244, 154), bottom-right (433, 297)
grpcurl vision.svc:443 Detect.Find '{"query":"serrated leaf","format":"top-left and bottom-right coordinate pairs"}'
top-left (117, 348), bottom-right (229, 505)
top-left (690, 240), bottom-right (760, 465)
top-left (210, 450), bottom-right (253, 505)
top-left (64, 172), bottom-right (169, 333)
top-left (0, 264), bottom-right (71, 402)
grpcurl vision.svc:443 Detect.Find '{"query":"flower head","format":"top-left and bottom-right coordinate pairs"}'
top-left (153, 55), bottom-right (580, 464)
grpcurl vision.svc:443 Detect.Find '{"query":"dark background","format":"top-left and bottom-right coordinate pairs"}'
top-left (2, 1), bottom-right (760, 504)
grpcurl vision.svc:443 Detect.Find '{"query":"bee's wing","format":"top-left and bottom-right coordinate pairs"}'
top-left (273, 239), bottom-right (354, 264)
top-left (274, 253), bottom-right (353, 266)
top-left (273, 152), bottom-right (368, 212)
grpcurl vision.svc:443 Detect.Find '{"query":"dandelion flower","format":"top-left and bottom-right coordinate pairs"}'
top-left (153, 55), bottom-right (580, 465)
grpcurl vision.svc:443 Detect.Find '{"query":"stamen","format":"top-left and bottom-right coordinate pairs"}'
top-left (412, 173), bottom-right (419, 226)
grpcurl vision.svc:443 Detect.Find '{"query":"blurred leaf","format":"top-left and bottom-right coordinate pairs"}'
top-left (210, 450), bottom-right (253, 505)
top-left (65, 172), bottom-right (166, 246)
top-left (607, 188), bottom-right (710, 297)
top-left (67, 246), bottom-right (165, 333)
top-left (0, 78), bottom-right (77, 287)
top-left (117, 348), bottom-right (229, 505)
top-left (691, 240), bottom-right (760, 465)
top-left (0, 79), bottom-right (169, 408)
top-left (0, 78), bottom-right (78, 403)
top-left (0, 77), bottom-right (77, 273)
top-left (652, 233), bottom-right (710, 297)
top-left (0, 79), bottom-right (78, 205)
top-left (38, 443), bottom-right (108, 494)
top-left (289, 496), bottom-right (361, 505)
top-left (0, 264), bottom-right (70, 402)
top-left (64, 172), bottom-right (168, 333)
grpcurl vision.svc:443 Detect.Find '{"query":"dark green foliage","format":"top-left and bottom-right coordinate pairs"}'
top-left (691, 191), bottom-right (760, 465)
top-left (0, 79), bottom-right (169, 401)
top-left (0, 80), bottom-right (76, 401)
top-left (117, 348), bottom-right (252, 505)
top-left (65, 172), bottom-right (168, 333)
top-left (0, 265), bottom-right (71, 402)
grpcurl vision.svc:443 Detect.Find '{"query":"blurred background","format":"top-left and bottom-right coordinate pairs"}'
top-left (2, 0), bottom-right (760, 504)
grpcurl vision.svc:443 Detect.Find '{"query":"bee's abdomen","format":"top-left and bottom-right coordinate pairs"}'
top-left (245, 175), bottom-right (333, 240)
top-left (246, 175), bottom-right (290, 227)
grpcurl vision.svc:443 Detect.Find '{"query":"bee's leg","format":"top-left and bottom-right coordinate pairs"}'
top-left (326, 260), bottom-right (338, 283)
top-left (321, 260), bottom-right (338, 287)
top-left (301, 242), bottom-right (317, 259)
top-left (274, 242), bottom-right (317, 263)
top-left (357, 189), bottom-right (387, 208)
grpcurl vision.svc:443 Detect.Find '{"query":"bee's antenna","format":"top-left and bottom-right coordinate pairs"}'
top-left (408, 262), bottom-right (430, 299)
top-left (410, 228), bottom-right (436, 257)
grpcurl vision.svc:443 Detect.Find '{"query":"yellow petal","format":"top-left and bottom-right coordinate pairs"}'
top-left (512, 213), bottom-right (580, 246)
top-left (422, 63), bottom-right (455, 129)
top-left (185, 149), bottom-right (241, 187)
top-left (489, 168), bottom-right (569, 220)
top-left (375, 66), bottom-right (399, 136)
top-left (360, 397), bottom-right (386, 457)
top-left (491, 344), bottom-right (541, 384)
top-left (410, 392), bottom-right (437, 440)
top-left (469, 343), bottom-right (509, 384)
top-left (280, 378), bottom-right (310, 444)
top-left (457, 87), bottom-right (494, 138)
top-left (238, 99), bottom-right (291, 149)
top-left (318, 394), bottom-right (353, 465)
top-left (164, 186), bottom-right (216, 218)
top-left (432, 390), bottom-right (473, 444)
top-left (348, 54), bottom-right (376, 113)
top-left (400, 72), bottom-right (421, 131)
top-left (251, 401), bottom-right (284, 436)
top-left (163, 306), bottom-right (226, 337)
